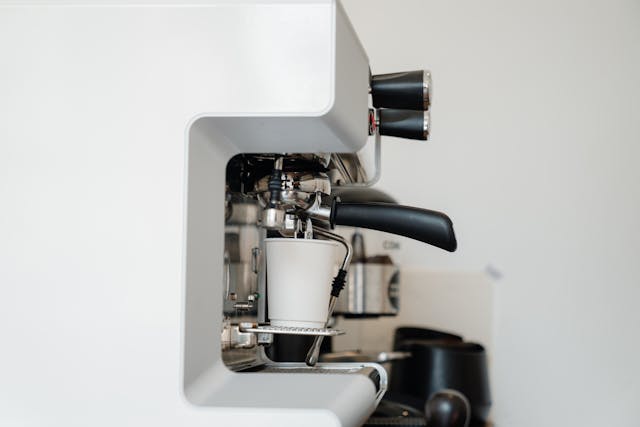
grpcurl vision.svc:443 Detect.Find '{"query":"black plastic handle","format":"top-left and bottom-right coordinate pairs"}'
top-left (330, 201), bottom-right (457, 252)
top-left (371, 70), bottom-right (430, 110)
top-left (378, 109), bottom-right (429, 141)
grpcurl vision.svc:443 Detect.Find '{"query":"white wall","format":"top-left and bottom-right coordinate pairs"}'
top-left (341, 0), bottom-right (640, 425)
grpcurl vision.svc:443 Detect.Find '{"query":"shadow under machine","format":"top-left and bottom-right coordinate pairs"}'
top-left (183, 2), bottom-right (465, 426)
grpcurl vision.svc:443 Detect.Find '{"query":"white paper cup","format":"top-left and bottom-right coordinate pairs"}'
top-left (266, 238), bottom-right (340, 329)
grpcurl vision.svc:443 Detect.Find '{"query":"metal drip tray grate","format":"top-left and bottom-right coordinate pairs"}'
top-left (239, 322), bottom-right (345, 336)
top-left (256, 366), bottom-right (363, 374)
top-left (246, 364), bottom-right (381, 392)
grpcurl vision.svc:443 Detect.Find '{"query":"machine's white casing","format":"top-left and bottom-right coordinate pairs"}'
top-left (0, 1), bottom-right (379, 426)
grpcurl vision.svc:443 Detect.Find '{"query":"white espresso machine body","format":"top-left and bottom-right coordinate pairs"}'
top-left (0, 1), bottom-right (378, 426)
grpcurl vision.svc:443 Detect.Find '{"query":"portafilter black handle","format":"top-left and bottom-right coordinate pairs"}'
top-left (371, 69), bottom-right (431, 110)
top-left (329, 201), bottom-right (457, 252)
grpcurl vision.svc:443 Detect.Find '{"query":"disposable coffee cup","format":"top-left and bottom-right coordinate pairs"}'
top-left (266, 238), bottom-right (340, 329)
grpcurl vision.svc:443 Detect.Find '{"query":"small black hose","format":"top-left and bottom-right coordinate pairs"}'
top-left (330, 269), bottom-right (347, 298)
top-left (267, 158), bottom-right (283, 208)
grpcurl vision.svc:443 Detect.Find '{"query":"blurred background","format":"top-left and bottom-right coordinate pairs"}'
top-left (338, 0), bottom-right (640, 425)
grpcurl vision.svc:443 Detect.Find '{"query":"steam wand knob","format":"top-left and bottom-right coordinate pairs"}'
top-left (370, 69), bottom-right (431, 110)
top-left (377, 108), bottom-right (430, 141)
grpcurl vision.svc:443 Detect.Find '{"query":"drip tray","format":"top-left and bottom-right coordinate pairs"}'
top-left (244, 363), bottom-right (382, 394)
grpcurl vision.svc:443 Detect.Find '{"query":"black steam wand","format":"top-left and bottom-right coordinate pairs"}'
top-left (305, 227), bottom-right (352, 366)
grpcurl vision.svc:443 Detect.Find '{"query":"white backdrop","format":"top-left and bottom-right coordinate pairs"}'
top-left (341, 0), bottom-right (640, 425)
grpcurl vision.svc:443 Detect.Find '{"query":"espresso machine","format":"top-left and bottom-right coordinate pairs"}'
top-left (1, 1), bottom-right (459, 426)
top-left (215, 28), bottom-right (459, 427)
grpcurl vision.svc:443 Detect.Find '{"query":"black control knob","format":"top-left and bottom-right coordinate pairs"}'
top-left (371, 70), bottom-right (431, 110)
top-left (425, 390), bottom-right (471, 427)
top-left (378, 108), bottom-right (430, 141)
